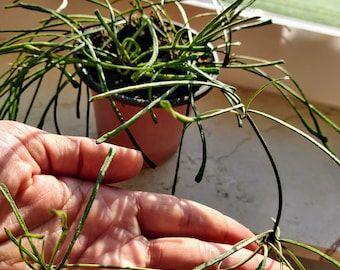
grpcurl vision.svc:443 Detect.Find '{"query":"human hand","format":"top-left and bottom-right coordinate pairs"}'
top-left (0, 121), bottom-right (284, 269)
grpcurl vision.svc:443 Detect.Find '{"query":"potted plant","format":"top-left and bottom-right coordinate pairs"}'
top-left (73, 15), bottom-right (219, 166)
top-left (1, 0), bottom-right (224, 167)
top-left (0, 0), bottom-right (339, 269)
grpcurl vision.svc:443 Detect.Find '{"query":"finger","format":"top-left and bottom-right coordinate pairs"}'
top-left (147, 237), bottom-right (286, 270)
top-left (42, 135), bottom-right (143, 182)
top-left (5, 121), bottom-right (143, 182)
top-left (136, 192), bottom-right (257, 249)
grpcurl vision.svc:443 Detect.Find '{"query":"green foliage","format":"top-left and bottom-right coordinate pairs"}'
top-left (0, 0), bottom-right (338, 154)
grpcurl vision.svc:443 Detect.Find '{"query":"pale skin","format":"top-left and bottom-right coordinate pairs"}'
top-left (0, 120), bottom-right (285, 269)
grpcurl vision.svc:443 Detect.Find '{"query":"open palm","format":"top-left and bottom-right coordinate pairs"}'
top-left (0, 121), bottom-right (283, 269)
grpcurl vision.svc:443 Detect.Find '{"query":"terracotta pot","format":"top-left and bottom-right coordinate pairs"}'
top-left (86, 73), bottom-right (215, 166)
top-left (92, 95), bottom-right (189, 166)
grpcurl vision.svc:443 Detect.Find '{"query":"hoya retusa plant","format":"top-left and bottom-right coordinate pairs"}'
top-left (0, 0), bottom-right (339, 269)
top-left (0, 0), bottom-right (336, 164)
